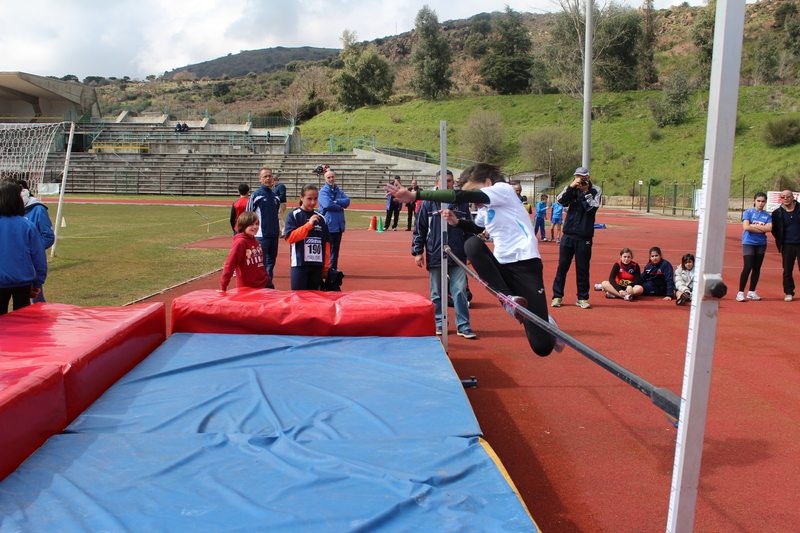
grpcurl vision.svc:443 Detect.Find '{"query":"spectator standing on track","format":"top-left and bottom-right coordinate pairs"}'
top-left (384, 176), bottom-right (402, 231)
top-left (550, 201), bottom-right (564, 243)
top-left (0, 181), bottom-right (47, 315)
top-left (246, 168), bottom-right (281, 289)
top-left (640, 247), bottom-right (675, 301)
top-left (534, 194), bottom-right (548, 241)
top-left (230, 183), bottom-right (250, 234)
top-left (411, 170), bottom-right (476, 339)
top-left (511, 181), bottom-right (531, 214)
top-left (737, 192), bottom-right (771, 302)
top-left (406, 179), bottom-right (421, 231)
top-left (273, 176), bottom-right (287, 238)
top-left (770, 189), bottom-right (800, 302)
top-left (18, 180), bottom-right (54, 303)
top-left (551, 167), bottom-right (602, 309)
top-left (319, 169), bottom-right (350, 271)
top-left (219, 211), bottom-right (269, 293)
top-left (285, 184), bottom-right (331, 290)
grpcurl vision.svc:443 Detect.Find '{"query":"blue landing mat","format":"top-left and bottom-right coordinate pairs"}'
top-left (0, 434), bottom-right (537, 533)
top-left (66, 334), bottom-right (482, 440)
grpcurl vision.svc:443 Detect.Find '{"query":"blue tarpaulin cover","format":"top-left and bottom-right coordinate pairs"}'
top-left (66, 334), bottom-right (482, 439)
top-left (0, 334), bottom-right (539, 532)
top-left (0, 433), bottom-right (536, 532)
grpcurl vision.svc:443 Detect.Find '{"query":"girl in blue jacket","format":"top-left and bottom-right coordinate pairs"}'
top-left (0, 181), bottom-right (48, 314)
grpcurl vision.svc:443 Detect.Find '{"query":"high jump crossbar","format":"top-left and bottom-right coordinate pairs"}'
top-left (444, 245), bottom-right (681, 422)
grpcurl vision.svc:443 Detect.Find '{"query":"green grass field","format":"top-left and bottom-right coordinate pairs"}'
top-left (44, 203), bottom-right (384, 307)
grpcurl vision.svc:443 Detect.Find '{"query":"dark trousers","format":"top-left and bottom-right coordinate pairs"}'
top-left (781, 242), bottom-right (800, 295)
top-left (739, 250), bottom-right (766, 292)
top-left (465, 236), bottom-right (555, 357)
top-left (552, 234), bottom-right (593, 300)
top-left (329, 231), bottom-right (343, 271)
top-left (290, 265), bottom-right (323, 291)
top-left (258, 236), bottom-right (279, 289)
top-left (385, 203), bottom-right (400, 229)
top-left (0, 285), bottom-right (31, 315)
top-left (406, 204), bottom-right (416, 230)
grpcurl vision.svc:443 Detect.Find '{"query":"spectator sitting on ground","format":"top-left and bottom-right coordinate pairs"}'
top-left (640, 246), bottom-right (675, 301)
top-left (675, 253), bottom-right (695, 306)
top-left (596, 248), bottom-right (643, 301)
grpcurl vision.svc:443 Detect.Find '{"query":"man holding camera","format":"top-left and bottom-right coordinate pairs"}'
top-left (551, 167), bottom-right (602, 309)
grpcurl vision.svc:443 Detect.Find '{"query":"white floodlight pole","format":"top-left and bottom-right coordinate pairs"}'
top-left (666, 0), bottom-right (745, 531)
top-left (51, 122), bottom-right (75, 257)
top-left (582, 0), bottom-right (593, 169)
top-left (440, 121), bottom-right (449, 353)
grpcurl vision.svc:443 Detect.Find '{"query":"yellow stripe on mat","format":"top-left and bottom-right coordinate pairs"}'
top-left (479, 437), bottom-right (541, 532)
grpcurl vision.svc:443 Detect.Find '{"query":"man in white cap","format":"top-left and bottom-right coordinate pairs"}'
top-left (551, 167), bottom-right (602, 309)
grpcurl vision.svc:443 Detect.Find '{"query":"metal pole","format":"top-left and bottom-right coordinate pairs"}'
top-left (51, 122), bottom-right (75, 258)
top-left (582, 0), bottom-right (593, 169)
top-left (439, 121), bottom-right (449, 353)
top-left (666, 0), bottom-right (745, 531)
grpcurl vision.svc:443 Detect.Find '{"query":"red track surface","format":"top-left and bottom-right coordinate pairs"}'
top-left (136, 207), bottom-right (798, 532)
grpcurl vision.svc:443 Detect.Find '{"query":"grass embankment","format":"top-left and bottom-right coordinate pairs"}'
top-left (298, 87), bottom-right (800, 196)
top-left (45, 203), bottom-right (384, 307)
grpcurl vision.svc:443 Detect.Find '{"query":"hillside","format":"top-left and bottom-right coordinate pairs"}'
top-left (297, 86), bottom-right (800, 197)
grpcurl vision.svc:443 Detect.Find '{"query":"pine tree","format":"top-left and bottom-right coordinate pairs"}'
top-left (480, 7), bottom-right (535, 95)
top-left (409, 6), bottom-right (454, 100)
top-left (331, 30), bottom-right (394, 111)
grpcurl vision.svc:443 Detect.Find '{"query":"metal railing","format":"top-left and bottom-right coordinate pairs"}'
top-left (630, 180), bottom-right (698, 217)
top-left (328, 137), bottom-right (514, 175)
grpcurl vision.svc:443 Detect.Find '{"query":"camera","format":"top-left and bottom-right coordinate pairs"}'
top-left (580, 177), bottom-right (589, 186)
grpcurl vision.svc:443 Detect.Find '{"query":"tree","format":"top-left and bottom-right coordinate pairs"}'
top-left (461, 110), bottom-right (505, 162)
top-left (331, 30), bottom-right (394, 111)
top-left (60, 74), bottom-right (79, 82)
top-left (409, 6), bottom-right (454, 99)
top-left (519, 127), bottom-right (581, 182)
top-left (755, 34), bottom-right (779, 85)
top-left (648, 70), bottom-right (691, 127)
top-left (692, 0), bottom-right (716, 88)
top-left (480, 7), bottom-right (535, 95)
top-left (636, 0), bottom-right (659, 89)
top-left (546, 0), bottom-right (644, 96)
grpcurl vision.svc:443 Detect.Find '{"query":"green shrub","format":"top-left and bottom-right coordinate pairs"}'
top-left (763, 116), bottom-right (800, 147)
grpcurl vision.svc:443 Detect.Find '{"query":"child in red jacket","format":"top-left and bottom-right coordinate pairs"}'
top-left (219, 211), bottom-right (269, 292)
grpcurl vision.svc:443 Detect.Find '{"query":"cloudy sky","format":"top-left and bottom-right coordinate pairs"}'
top-left (2, 0), bottom-right (702, 80)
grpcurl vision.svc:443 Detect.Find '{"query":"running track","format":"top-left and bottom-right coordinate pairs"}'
top-left (69, 197), bottom-right (796, 533)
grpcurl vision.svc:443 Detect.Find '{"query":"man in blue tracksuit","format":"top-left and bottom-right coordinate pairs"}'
top-left (411, 170), bottom-right (476, 339)
top-left (551, 167), bottom-right (602, 309)
top-left (319, 169), bottom-right (351, 271)
top-left (246, 168), bottom-right (281, 288)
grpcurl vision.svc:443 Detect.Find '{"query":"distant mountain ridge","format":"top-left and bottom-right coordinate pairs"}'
top-left (165, 46), bottom-right (341, 79)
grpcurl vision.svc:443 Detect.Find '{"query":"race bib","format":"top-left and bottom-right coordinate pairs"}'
top-left (304, 236), bottom-right (323, 263)
top-left (619, 279), bottom-right (631, 287)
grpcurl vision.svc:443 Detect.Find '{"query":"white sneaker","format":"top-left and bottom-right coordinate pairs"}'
top-left (548, 315), bottom-right (565, 353)
top-left (735, 292), bottom-right (745, 302)
top-left (785, 294), bottom-right (793, 302)
top-left (594, 283), bottom-right (604, 291)
top-left (746, 291), bottom-right (761, 301)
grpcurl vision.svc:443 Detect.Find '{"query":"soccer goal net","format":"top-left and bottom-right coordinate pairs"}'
top-left (0, 123), bottom-right (62, 196)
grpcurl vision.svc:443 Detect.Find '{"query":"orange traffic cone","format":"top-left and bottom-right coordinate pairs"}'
top-left (368, 215), bottom-right (377, 231)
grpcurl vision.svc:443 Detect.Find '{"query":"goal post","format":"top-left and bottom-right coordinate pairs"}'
top-left (0, 122), bottom-right (63, 197)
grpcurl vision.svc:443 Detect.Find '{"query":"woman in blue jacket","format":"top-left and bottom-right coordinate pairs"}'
top-left (0, 181), bottom-right (48, 314)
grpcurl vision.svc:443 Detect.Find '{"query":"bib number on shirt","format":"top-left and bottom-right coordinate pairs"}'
top-left (304, 236), bottom-right (323, 263)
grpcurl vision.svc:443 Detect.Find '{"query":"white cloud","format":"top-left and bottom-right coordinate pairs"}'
top-left (1, 0), bottom-right (708, 80)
